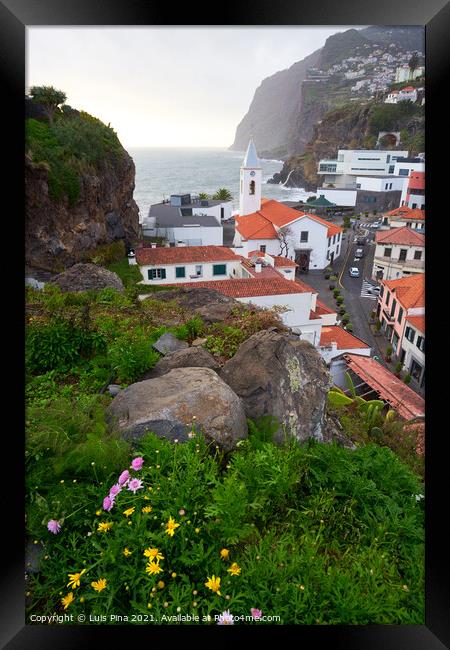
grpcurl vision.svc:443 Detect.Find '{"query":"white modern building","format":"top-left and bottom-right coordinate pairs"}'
top-left (394, 65), bottom-right (424, 83)
top-left (317, 149), bottom-right (409, 188)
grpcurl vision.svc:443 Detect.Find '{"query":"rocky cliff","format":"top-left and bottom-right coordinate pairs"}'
top-left (25, 100), bottom-right (139, 271)
top-left (230, 26), bottom-right (424, 159)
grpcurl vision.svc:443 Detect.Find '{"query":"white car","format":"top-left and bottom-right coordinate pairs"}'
top-left (349, 267), bottom-right (360, 277)
top-left (367, 285), bottom-right (381, 295)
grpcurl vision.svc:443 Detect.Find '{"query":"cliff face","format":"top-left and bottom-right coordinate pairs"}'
top-left (230, 26), bottom-right (424, 159)
top-left (229, 49), bottom-right (320, 157)
top-left (25, 103), bottom-right (139, 271)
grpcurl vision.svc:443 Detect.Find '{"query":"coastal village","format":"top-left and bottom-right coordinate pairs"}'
top-left (23, 24), bottom-right (428, 629)
top-left (134, 133), bottom-right (424, 429)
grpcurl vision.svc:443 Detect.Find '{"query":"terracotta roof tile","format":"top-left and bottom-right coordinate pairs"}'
top-left (166, 277), bottom-right (311, 298)
top-left (382, 273), bottom-right (424, 309)
top-left (136, 245), bottom-right (237, 266)
top-left (315, 299), bottom-right (336, 315)
top-left (320, 326), bottom-right (369, 349)
top-left (344, 354), bottom-right (425, 420)
top-left (375, 226), bottom-right (425, 246)
top-left (384, 206), bottom-right (425, 220)
top-left (406, 315), bottom-right (425, 333)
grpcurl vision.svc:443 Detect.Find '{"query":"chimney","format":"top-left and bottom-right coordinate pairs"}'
top-left (254, 262), bottom-right (262, 273)
top-left (150, 242), bottom-right (157, 249)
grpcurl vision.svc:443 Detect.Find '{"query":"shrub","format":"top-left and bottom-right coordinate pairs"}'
top-left (108, 330), bottom-right (160, 383)
top-left (339, 306), bottom-right (346, 316)
top-left (345, 322), bottom-right (353, 332)
top-left (341, 313), bottom-right (350, 324)
top-left (403, 374), bottom-right (412, 385)
top-left (205, 325), bottom-right (246, 359)
top-left (336, 296), bottom-right (344, 306)
top-left (333, 289), bottom-right (341, 298)
top-left (374, 321), bottom-right (382, 332)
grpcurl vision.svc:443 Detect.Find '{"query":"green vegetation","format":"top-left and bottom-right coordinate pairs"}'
top-left (27, 425), bottom-right (424, 624)
top-left (29, 85), bottom-right (67, 124)
top-left (26, 95), bottom-right (126, 206)
top-left (368, 101), bottom-right (423, 136)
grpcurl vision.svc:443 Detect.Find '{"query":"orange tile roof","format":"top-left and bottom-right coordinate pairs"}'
top-left (236, 199), bottom-right (342, 239)
top-left (382, 273), bottom-right (424, 309)
top-left (407, 315), bottom-right (425, 333)
top-left (270, 255), bottom-right (298, 268)
top-left (136, 245), bottom-right (237, 266)
top-left (320, 326), bottom-right (370, 350)
top-left (309, 310), bottom-right (321, 320)
top-left (315, 299), bottom-right (336, 315)
top-left (375, 226), bottom-right (425, 246)
top-left (384, 206), bottom-right (425, 220)
top-left (344, 354), bottom-right (425, 420)
top-left (167, 277), bottom-right (311, 298)
top-left (401, 86), bottom-right (415, 91)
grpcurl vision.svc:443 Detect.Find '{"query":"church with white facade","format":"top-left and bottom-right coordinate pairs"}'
top-left (234, 139), bottom-right (343, 271)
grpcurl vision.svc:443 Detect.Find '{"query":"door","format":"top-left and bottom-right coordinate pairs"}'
top-left (295, 249), bottom-right (311, 274)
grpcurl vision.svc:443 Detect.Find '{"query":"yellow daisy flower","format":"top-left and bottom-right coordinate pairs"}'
top-left (91, 578), bottom-right (107, 592)
top-left (205, 575), bottom-right (221, 595)
top-left (143, 548), bottom-right (164, 562)
top-left (97, 522), bottom-right (113, 533)
top-left (227, 562), bottom-right (241, 576)
top-left (123, 507), bottom-right (135, 517)
top-left (220, 548), bottom-right (229, 560)
top-left (142, 506), bottom-right (152, 513)
top-left (157, 580), bottom-right (165, 589)
top-left (123, 548), bottom-right (132, 557)
top-left (67, 569), bottom-right (86, 589)
top-left (165, 516), bottom-right (180, 537)
top-left (61, 592), bottom-right (74, 609)
top-left (146, 561), bottom-right (163, 575)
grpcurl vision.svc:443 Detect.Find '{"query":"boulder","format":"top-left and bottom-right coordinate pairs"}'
top-left (194, 302), bottom-right (237, 323)
top-left (220, 330), bottom-right (333, 443)
top-left (106, 367), bottom-right (247, 452)
top-left (50, 263), bottom-right (124, 293)
top-left (107, 384), bottom-right (122, 397)
top-left (142, 346), bottom-right (220, 379)
top-left (152, 332), bottom-right (189, 355)
top-left (192, 337), bottom-right (208, 347)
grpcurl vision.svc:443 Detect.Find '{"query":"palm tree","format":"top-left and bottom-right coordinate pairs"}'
top-left (408, 52), bottom-right (419, 76)
top-left (198, 192), bottom-right (209, 200)
top-left (28, 86), bottom-right (67, 124)
top-left (212, 188), bottom-right (232, 201)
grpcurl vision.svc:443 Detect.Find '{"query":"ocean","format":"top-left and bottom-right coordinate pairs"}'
top-left (128, 147), bottom-right (316, 221)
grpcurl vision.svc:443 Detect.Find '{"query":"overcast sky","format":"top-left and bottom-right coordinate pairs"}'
top-left (27, 26), bottom-right (359, 148)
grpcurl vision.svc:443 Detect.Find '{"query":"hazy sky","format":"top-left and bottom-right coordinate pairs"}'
top-left (27, 26), bottom-right (359, 148)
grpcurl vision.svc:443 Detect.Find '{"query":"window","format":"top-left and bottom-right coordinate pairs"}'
top-left (213, 264), bottom-right (227, 276)
top-left (338, 232), bottom-right (341, 241)
top-left (195, 265), bottom-right (202, 276)
top-left (417, 336), bottom-right (425, 352)
top-left (259, 245), bottom-right (266, 253)
top-left (384, 248), bottom-right (392, 257)
top-left (148, 268), bottom-right (166, 280)
top-left (388, 165), bottom-right (395, 173)
top-left (399, 249), bottom-right (407, 261)
top-left (399, 169), bottom-right (409, 176)
top-left (412, 203), bottom-right (417, 209)
top-left (389, 183), bottom-right (392, 190)
top-left (301, 231), bottom-right (309, 243)
top-left (175, 267), bottom-right (186, 278)
top-left (327, 237), bottom-right (331, 247)
top-left (397, 307), bottom-right (403, 323)
top-left (319, 164), bottom-right (337, 173)
top-left (405, 326), bottom-right (415, 343)
top-left (385, 183), bottom-right (389, 190)
top-left (385, 290), bottom-right (390, 307)
top-left (414, 250), bottom-right (422, 260)
top-left (336, 245), bottom-right (340, 256)
top-left (249, 180), bottom-right (255, 195)
top-left (362, 196), bottom-right (377, 203)
top-left (220, 207), bottom-right (224, 219)
top-left (333, 234), bottom-right (336, 244)
top-left (406, 222), bottom-right (412, 227)
top-left (379, 285), bottom-right (384, 298)
top-left (390, 298), bottom-right (397, 318)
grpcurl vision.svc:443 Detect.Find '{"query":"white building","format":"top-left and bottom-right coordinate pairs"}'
top-left (318, 175), bottom-right (404, 208)
top-left (234, 200), bottom-right (343, 270)
top-left (239, 139), bottom-right (262, 217)
top-left (317, 149), bottom-right (409, 188)
top-left (372, 227), bottom-right (425, 281)
top-left (380, 206), bottom-right (425, 232)
top-left (395, 65), bottom-right (424, 83)
top-left (318, 326), bottom-right (371, 364)
top-left (142, 193), bottom-right (232, 243)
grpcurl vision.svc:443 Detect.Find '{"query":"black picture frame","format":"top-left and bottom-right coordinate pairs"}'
top-left (1, 0), bottom-right (448, 646)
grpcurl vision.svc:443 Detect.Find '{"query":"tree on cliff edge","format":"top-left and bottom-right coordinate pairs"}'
top-left (29, 86), bottom-right (67, 125)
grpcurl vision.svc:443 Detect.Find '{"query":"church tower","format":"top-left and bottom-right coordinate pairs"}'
top-left (239, 138), bottom-right (262, 216)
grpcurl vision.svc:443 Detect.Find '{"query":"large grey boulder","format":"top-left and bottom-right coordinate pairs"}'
top-left (194, 302), bottom-right (237, 324)
top-left (142, 346), bottom-right (220, 379)
top-left (152, 332), bottom-right (189, 355)
top-left (106, 367), bottom-right (247, 452)
top-left (153, 287), bottom-right (238, 310)
top-left (50, 263), bottom-right (124, 293)
top-left (220, 330), bottom-right (333, 443)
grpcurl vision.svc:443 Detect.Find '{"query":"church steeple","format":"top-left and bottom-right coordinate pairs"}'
top-left (239, 138), bottom-right (262, 216)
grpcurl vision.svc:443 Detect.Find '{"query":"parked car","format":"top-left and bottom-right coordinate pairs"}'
top-left (356, 237), bottom-right (366, 246)
top-left (355, 248), bottom-right (364, 258)
top-left (349, 267), bottom-right (360, 277)
top-left (370, 221), bottom-right (382, 229)
top-left (367, 285), bottom-right (381, 295)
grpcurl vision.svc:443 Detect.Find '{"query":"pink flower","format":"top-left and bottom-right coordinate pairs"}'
top-left (217, 610), bottom-right (234, 625)
top-left (127, 478), bottom-right (143, 493)
top-left (250, 608), bottom-right (262, 620)
top-left (131, 457), bottom-right (144, 471)
top-left (103, 495), bottom-right (115, 511)
top-left (47, 519), bottom-right (61, 534)
top-left (109, 484), bottom-right (122, 498)
top-left (118, 470), bottom-right (130, 486)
